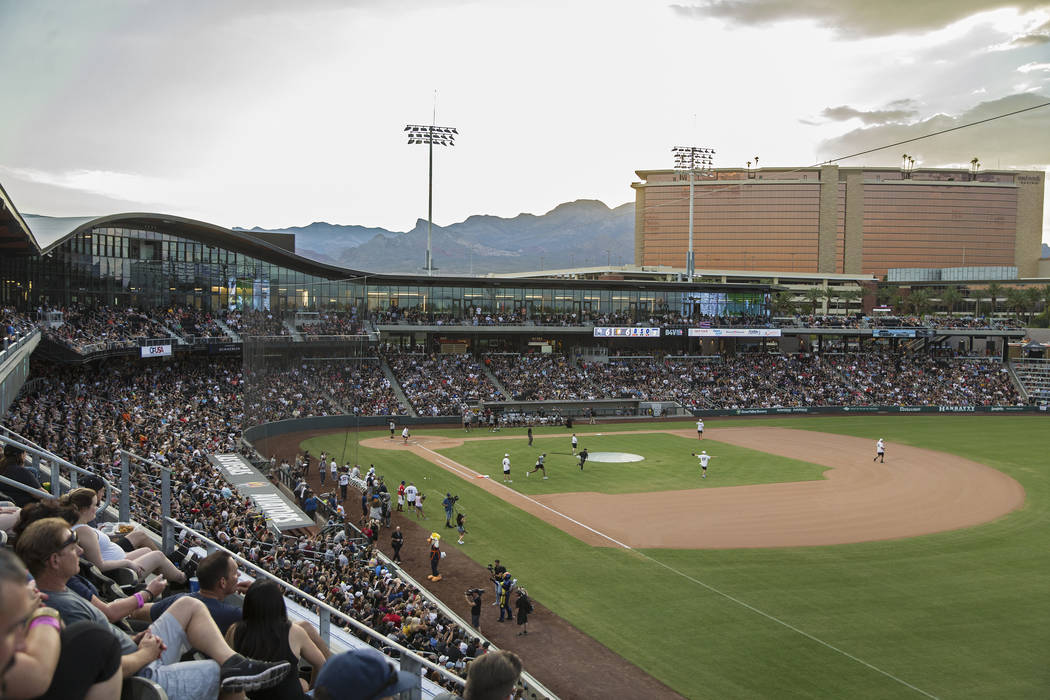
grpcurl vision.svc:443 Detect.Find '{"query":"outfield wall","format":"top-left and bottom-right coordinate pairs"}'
top-left (243, 404), bottom-right (1047, 446)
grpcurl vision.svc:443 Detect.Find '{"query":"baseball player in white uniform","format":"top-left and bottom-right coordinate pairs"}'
top-left (874, 438), bottom-right (885, 463)
top-left (696, 418), bottom-right (705, 440)
top-left (692, 450), bottom-right (713, 478)
top-left (502, 453), bottom-right (512, 483)
top-left (571, 433), bottom-right (578, 455)
top-left (402, 426), bottom-right (410, 443)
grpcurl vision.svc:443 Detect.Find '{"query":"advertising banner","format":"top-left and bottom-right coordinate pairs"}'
top-left (688, 328), bottom-right (782, 338)
top-left (872, 329), bottom-right (916, 338)
top-left (593, 327), bottom-right (661, 338)
top-left (207, 453), bottom-right (313, 530)
top-left (140, 344), bottom-right (172, 358)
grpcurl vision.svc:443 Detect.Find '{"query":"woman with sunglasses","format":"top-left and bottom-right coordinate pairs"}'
top-left (62, 488), bottom-right (186, 584)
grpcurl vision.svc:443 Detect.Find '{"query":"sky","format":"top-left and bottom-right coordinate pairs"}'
top-left (1, 0), bottom-right (1048, 243)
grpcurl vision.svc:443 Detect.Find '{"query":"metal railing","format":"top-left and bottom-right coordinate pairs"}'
top-left (162, 517), bottom-right (463, 700)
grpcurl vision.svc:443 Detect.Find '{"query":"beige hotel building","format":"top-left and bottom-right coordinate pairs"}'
top-left (632, 165), bottom-right (1045, 279)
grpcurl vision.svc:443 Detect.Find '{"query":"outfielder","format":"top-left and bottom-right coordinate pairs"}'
top-left (874, 438), bottom-right (885, 463)
top-left (692, 450), bottom-right (713, 478)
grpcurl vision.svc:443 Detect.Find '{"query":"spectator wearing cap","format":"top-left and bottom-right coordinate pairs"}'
top-left (312, 647), bottom-right (419, 700)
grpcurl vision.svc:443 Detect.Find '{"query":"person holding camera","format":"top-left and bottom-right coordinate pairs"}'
top-left (464, 588), bottom-right (483, 631)
top-left (442, 493), bottom-right (458, 528)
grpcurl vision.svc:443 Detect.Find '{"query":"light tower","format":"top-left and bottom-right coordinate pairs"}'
top-left (671, 146), bottom-right (715, 281)
top-left (405, 122), bottom-right (458, 275)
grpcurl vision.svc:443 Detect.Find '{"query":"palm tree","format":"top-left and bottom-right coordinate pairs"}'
top-left (1023, 287), bottom-right (1041, 324)
top-left (908, 289), bottom-right (932, 316)
top-left (840, 289), bottom-right (863, 316)
top-left (1004, 288), bottom-right (1027, 322)
top-left (770, 291), bottom-right (796, 316)
top-left (940, 285), bottom-right (962, 316)
top-left (803, 287), bottom-right (823, 315)
top-left (985, 282), bottom-right (1003, 318)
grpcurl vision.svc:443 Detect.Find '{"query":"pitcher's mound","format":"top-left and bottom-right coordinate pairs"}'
top-left (587, 452), bottom-right (645, 463)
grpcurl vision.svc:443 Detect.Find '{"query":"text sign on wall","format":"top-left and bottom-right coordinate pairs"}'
top-left (141, 344), bottom-right (172, 358)
top-left (687, 328), bottom-right (782, 338)
top-left (593, 327), bottom-right (661, 338)
top-left (207, 453), bottom-right (313, 530)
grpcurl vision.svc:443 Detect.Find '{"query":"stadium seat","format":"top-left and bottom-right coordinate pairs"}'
top-left (122, 676), bottom-right (168, 700)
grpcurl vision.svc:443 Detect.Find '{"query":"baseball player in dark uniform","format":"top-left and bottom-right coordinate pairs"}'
top-left (578, 448), bottom-right (588, 471)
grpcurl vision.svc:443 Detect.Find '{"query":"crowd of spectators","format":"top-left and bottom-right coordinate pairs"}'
top-left (156, 306), bottom-right (231, 338)
top-left (2, 307), bottom-right (36, 344)
top-left (486, 351), bottom-right (1023, 409)
top-left (41, 305), bottom-right (171, 353)
top-left (386, 352), bottom-right (504, 416)
top-left (0, 356), bottom-right (481, 689)
top-left (225, 310), bottom-right (290, 337)
top-left (298, 311), bottom-right (367, 336)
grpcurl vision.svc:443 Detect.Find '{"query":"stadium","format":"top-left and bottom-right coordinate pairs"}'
top-left (1, 174), bottom-right (1049, 700)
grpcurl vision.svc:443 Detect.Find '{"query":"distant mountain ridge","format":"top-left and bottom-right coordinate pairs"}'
top-left (236, 199), bottom-right (636, 274)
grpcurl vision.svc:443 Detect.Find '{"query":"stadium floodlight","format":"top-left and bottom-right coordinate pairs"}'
top-left (406, 123), bottom-right (459, 275)
top-left (671, 145), bottom-right (716, 282)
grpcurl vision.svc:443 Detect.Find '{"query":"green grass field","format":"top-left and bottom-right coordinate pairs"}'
top-left (302, 416), bottom-right (1050, 699)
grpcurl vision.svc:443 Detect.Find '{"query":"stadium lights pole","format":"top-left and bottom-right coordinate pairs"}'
top-left (672, 146), bottom-right (715, 282)
top-left (405, 122), bottom-right (458, 276)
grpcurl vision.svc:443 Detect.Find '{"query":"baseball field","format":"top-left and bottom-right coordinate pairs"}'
top-left (294, 415), bottom-right (1049, 699)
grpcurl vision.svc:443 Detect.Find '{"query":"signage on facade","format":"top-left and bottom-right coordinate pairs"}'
top-left (593, 327), bottom-right (661, 337)
top-left (140, 344), bottom-right (172, 358)
top-left (687, 328), bottom-right (782, 338)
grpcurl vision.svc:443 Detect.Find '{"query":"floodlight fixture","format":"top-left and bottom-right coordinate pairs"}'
top-left (670, 145), bottom-right (716, 282)
top-left (406, 123), bottom-right (459, 275)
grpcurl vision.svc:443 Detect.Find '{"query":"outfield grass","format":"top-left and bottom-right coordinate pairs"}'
top-left (303, 416), bottom-right (1050, 699)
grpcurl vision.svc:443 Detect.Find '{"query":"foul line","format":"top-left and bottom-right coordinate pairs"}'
top-left (411, 442), bottom-right (634, 550)
top-left (412, 438), bottom-right (938, 699)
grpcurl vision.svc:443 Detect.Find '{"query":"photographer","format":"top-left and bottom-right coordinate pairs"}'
top-left (464, 588), bottom-right (483, 631)
top-left (487, 560), bottom-right (506, 602)
top-left (442, 493), bottom-right (458, 528)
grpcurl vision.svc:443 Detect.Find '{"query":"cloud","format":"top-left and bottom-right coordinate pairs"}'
top-left (815, 92), bottom-right (1050, 168)
top-left (820, 105), bottom-right (920, 125)
top-left (670, 1), bottom-right (1050, 38)
top-left (1018, 61), bottom-right (1050, 72)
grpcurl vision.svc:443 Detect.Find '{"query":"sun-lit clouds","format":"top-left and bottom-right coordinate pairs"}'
top-left (820, 104), bottom-right (920, 125)
top-left (1019, 62), bottom-right (1050, 72)
top-left (815, 93), bottom-right (1050, 168)
top-left (670, 0), bottom-right (1050, 39)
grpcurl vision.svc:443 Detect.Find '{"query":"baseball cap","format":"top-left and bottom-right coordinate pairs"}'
top-left (313, 648), bottom-right (418, 700)
top-left (504, 453), bottom-right (509, 457)
top-left (701, 450), bottom-right (707, 454)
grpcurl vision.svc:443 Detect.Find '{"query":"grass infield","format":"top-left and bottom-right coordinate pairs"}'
top-left (303, 416), bottom-right (1049, 699)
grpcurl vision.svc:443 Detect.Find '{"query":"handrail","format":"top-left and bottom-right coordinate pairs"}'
top-left (0, 429), bottom-right (121, 515)
top-left (162, 516), bottom-right (466, 695)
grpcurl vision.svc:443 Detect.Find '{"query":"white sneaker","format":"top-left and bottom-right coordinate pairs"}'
top-left (543, 476), bottom-right (548, 479)
top-left (526, 472), bottom-right (529, 477)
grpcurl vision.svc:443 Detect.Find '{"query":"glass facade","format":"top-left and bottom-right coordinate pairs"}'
top-left (0, 221), bottom-right (770, 320)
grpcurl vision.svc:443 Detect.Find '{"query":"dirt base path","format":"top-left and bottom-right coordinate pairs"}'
top-left (361, 427), bottom-right (1025, 549)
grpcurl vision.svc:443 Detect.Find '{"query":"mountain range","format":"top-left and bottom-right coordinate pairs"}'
top-left (236, 199), bottom-right (636, 274)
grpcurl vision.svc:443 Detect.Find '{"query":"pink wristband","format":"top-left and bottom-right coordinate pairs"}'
top-left (134, 592), bottom-right (145, 608)
top-left (28, 615), bottom-right (61, 632)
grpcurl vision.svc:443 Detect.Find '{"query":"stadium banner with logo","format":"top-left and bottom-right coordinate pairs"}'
top-left (593, 327), bottom-right (661, 337)
top-left (207, 453), bottom-right (313, 530)
top-left (688, 328), bottom-right (782, 338)
top-left (140, 344), bottom-right (172, 358)
top-left (871, 329), bottom-right (916, 338)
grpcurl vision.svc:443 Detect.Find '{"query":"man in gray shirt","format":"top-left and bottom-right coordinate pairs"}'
top-left (16, 517), bottom-right (291, 700)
